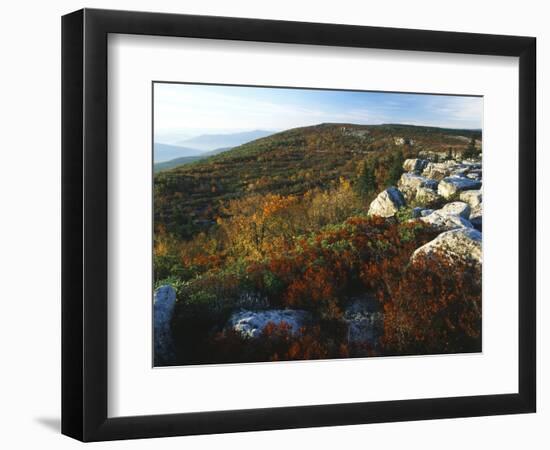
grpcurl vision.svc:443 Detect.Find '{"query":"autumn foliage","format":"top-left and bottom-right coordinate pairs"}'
top-left (154, 124), bottom-right (482, 365)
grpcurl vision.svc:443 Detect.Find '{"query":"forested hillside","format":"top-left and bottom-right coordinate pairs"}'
top-left (153, 123), bottom-right (483, 366)
top-left (154, 123), bottom-right (480, 239)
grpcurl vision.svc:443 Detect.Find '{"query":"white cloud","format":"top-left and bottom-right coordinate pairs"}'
top-left (154, 83), bottom-right (483, 142)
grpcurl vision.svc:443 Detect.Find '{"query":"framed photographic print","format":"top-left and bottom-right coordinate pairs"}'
top-left (62, 8), bottom-right (536, 441)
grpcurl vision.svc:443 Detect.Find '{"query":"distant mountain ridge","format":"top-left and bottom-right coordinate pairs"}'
top-left (154, 143), bottom-right (204, 163)
top-left (176, 130), bottom-right (274, 151)
top-left (154, 147), bottom-right (232, 172)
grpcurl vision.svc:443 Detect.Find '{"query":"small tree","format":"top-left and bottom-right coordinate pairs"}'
top-left (462, 136), bottom-right (479, 160)
top-left (356, 159), bottom-right (377, 198)
top-left (386, 149), bottom-right (404, 187)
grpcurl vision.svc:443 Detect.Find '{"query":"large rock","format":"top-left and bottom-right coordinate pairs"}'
top-left (439, 201), bottom-right (471, 219)
top-left (438, 176), bottom-right (482, 199)
top-left (368, 187), bottom-right (406, 218)
top-left (420, 208), bottom-right (434, 217)
top-left (411, 228), bottom-right (482, 265)
top-left (469, 203), bottom-right (483, 231)
top-left (460, 189), bottom-right (482, 208)
top-left (342, 297), bottom-right (383, 346)
top-left (399, 172), bottom-right (429, 190)
top-left (422, 161), bottom-right (457, 180)
top-left (466, 171), bottom-right (482, 181)
top-left (154, 285), bottom-right (177, 366)
top-left (412, 207), bottom-right (425, 218)
top-left (420, 210), bottom-right (473, 231)
top-left (462, 162), bottom-right (482, 171)
top-left (398, 173), bottom-right (438, 192)
top-left (450, 167), bottom-right (470, 177)
top-left (403, 158), bottom-right (428, 173)
top-left (398, 173), bottom-right (434, 200)
top-left (415, 186), bottom-right (442, 207)
top-left (227, 309), bottom-right (312, 339)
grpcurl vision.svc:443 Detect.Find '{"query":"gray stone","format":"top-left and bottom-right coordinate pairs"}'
top-left (469, 203), bottom-right (483, 231)
top-left (437, 177), bottom-right (482, 199)
top-left (342, 297), bottom-right (383, 346)
top-left (420, 210), bottom-right (473, 231)
top-left (368, 187), bottom-right (406, 218)
top-left (450, 167), bottom-right (470, 177)
top-left (466, 172), bottom-right (482, 180)
top-left (398, 173), bottom-right (434, 200)
top-left (227, 309), bottom-right (312, 339)
top-left (440, 201), bottom-right (471, 219)
top-left (411, 228), bottom-right (482, 265)
top-left (422, 161), bottom-right (457, 180)
top-left (415, 186), bottom-right (442, 207)
top-left (403, 158), bottom-right (428, 173)
top-left (154, 285), bottom-right (177, 366)
top-left (420, 208), bottom-right (434, 217)
top-left (460, 190), bottom-right (482, 208)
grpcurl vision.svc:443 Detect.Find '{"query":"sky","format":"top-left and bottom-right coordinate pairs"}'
top-left (154, 82), bottom-right (483, 144)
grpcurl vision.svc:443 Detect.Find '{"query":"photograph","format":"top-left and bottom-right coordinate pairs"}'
top-left (152, 83), bottom-right (483, 366)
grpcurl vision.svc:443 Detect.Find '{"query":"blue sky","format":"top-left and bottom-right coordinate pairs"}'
top-left (154, 83), bottom-right (482, 143)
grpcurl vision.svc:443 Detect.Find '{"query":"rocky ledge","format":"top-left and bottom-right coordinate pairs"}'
top-left (369, 155), bottom-right (482, 265)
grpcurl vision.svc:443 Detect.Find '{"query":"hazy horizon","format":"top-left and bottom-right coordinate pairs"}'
top-left (154, 82), bottom-right (483, 146)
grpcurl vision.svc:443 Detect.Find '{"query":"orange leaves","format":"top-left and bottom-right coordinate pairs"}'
top-left (381, 248), bottom-right (482, 355)
top-left (284, 266), bottom-right (335, 307)
top-left (261, 194), bottom-right (298, 217)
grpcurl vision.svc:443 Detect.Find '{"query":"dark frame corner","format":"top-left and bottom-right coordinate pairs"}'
top-left (62, 8), bottom-right (536, 442)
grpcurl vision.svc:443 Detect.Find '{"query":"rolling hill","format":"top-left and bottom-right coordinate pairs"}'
top-left (154, 123), bottom-right (481, 238)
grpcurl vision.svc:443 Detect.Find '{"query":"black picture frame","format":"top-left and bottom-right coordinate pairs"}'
top-left (62, 8), bottom-right (536, 442)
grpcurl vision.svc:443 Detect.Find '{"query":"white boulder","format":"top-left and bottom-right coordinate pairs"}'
top-left (368, 187), bottom-right (406, 218)
top-left (439, 201), bottom-right (471, 219)
top-left (460, 190), bottom-right (482, 208)
top-left (398, 173), bottom-right (434, 200)
top-left (227, 309), bottom-right (312, 339)
top-left (415, 186), bottom-right (442, 207)
top-left (154, 285), bottom-right (177, 365)
top-left (422, 161), bottom-right (457, 180)
top-left (403, 158), bottom-right (428, 173)
top-left (438, 177), bottom-right (482, 199)
top-left (420, 210), bottom-right (473, 231)
top-left (399, 172), bottom-right (429, 190)
top-left (411, 228), bottom-right (482, 265)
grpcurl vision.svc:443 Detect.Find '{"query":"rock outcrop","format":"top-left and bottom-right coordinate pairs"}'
top-left (460, 189), bottom-right (482, 208)
top-left (402, 158), bottom-right (428, 173)
top-left (469, 203), bottom-right (483, 231)
top-left (439, 201), bottom-right (471, 219)
top-left (420, 210), bottom-right (473, 231)
top-left (437, 177), bottom-right (482, 199)
top-left (368, 187), bottom-right (406, 218)
top-left (422, 161), bottom-right (456, 180)
top-left (415, 186), bottom-right (442, 207)
top-left (226, 309), bottom-right (312, 339)
top-left (342, 297), bottom-right (383, 346)
top-left (398, 173), bottom-right (438, 201)
top-left (154, 285), bottom-right (177, 365)
top-left (411, 228), bottom-right (482, 265)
